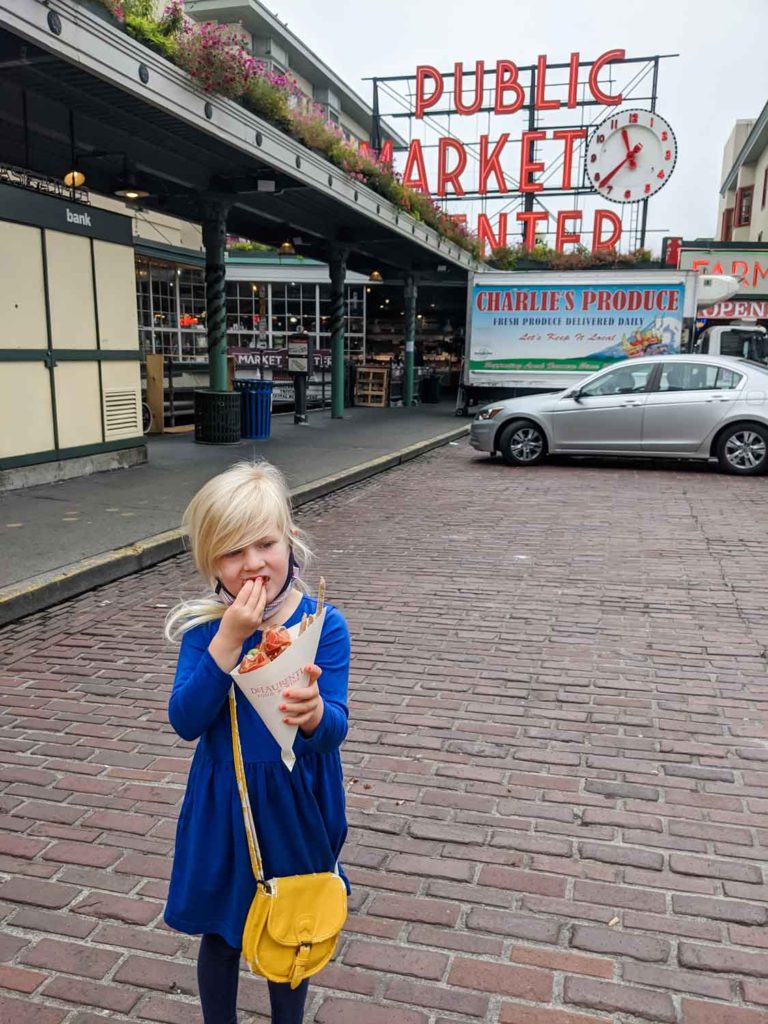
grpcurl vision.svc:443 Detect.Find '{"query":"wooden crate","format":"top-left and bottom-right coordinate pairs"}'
top-left (355, 366), bottom-right (390, 407)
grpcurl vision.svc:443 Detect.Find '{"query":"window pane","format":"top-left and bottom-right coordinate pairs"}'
top-left (715, 367), bottom-right (743, 390)
top-left (659, 362), bottom-right (718, 391)
top-left (581, 364), bottom-right (654, 396)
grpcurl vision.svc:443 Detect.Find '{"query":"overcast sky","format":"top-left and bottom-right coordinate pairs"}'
top-left (275, 0), bottom-right (767, 253)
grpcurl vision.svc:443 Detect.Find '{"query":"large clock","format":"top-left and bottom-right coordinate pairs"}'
top-left (585, 108), bottom-right (677, 204)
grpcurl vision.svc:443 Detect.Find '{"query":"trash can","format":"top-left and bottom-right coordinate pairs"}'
top-left (236, 379), bottom-right (273, 440)
top-left (194, 389), bottom-right (241, 444)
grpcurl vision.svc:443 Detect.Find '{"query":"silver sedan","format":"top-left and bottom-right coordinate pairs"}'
top-left (469, 355), bottom-right (768, 475)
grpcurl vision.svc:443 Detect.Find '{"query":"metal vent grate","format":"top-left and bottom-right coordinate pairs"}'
top-left (103, 389), bottom-right (140, 439)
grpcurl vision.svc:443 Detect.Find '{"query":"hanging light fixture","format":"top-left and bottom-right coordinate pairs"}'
top-left (63, 167), bottom-right (85, 188)
top-left (278, 240), bottom-right (296, 255)
top-left (113, 157), bottom-right (150, 200)
top-left (369, 270), bottom-right (383, 282)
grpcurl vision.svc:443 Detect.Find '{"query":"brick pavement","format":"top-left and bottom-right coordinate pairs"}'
top-left (1, 442), bottom-right (768, 1023)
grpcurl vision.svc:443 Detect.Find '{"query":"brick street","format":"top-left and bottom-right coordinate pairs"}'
top-left (1, 441), bottom-right (768, 1024)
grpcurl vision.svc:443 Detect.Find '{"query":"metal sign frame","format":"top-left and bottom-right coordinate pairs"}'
top-left (368, 52), bottom-right (677, 251)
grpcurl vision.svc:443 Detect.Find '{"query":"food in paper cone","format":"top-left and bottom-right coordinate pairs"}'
top-left (239, 625), bottom-right (292, 673)
top-left (231, 579), bottom-right (327, 771)
top-left (239, 648), bottom-right (271, 673)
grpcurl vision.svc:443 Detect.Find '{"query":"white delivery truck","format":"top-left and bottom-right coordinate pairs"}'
top-left (456, 269), bottom-right (738, 414)
top-left (693, 321), bottom-right (768, 364)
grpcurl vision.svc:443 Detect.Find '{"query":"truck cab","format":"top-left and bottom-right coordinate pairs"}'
top-left (693, 323), bottom-right (768, 365)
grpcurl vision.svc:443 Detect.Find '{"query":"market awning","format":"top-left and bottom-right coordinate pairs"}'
top-left (0, 0), bottom-right (480, 282)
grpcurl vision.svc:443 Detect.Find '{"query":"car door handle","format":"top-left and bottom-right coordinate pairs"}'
top-left (620, 399), bottom-right (644, 406)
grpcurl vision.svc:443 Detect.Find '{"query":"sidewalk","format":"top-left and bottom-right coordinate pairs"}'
top-left (0, 401), bottom-right (467, 624)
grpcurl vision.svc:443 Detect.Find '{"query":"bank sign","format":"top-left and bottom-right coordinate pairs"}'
top-left (469, 282), bottom-right (684, 372)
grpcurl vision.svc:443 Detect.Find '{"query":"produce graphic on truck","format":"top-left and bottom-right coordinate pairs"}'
top-left (457, 269), bottom-right (739, 414)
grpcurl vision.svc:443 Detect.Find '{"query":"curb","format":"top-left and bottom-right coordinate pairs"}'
top-left (0, 425), bottom-right (468, 627)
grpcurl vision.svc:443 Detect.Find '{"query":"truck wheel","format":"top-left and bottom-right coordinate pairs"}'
top-left (498, 420), bottom-right (547, 467)
top-left (716, 424), bottom-right (768, 475)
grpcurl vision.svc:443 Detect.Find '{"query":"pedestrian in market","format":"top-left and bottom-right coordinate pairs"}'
top-left (163, 461), bottom-right (351, 1024)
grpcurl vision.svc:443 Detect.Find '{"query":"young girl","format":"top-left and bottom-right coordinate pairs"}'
top-left (163, 461), bottom-right (350, 1024)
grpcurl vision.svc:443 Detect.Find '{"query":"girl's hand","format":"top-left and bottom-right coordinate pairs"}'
top-left (281, 665), bottom-right (324, 737)
top-left (209, 579), bottom-right (267, 672)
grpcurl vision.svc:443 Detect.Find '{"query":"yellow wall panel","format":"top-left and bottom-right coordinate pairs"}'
top-left (101, 361), bottom-right (141, 392)
top-left (46, 231), bottom-right (96, 349)
top-left (0, 363), bottom-right (55, 458)
top-left (94, 241), bottom-right (140, 350)
top-left (54, 362), bottom-right (103, 449)
top-left (0, 222), bottom-right (47, 348)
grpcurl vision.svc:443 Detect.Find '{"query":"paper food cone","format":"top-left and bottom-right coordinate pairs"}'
top-left (231, 608), bottom-right (326, 771)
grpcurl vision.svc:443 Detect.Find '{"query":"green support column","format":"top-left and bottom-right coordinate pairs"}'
top-left (202, 199), bottom-right (230, 393)
top-left (329, 248), bottom-right (347, 419)
top-left (404, 276), bottom-right (417, 406)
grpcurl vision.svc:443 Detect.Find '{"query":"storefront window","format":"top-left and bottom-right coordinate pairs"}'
top-left (135, 257), bottom-right (205, 359)
top-left (227, 281), bottom-right (267, 346)
top-left (135, 263), bottom-right (366, 362)
top-left (317, 283), bottom-right (366, 360)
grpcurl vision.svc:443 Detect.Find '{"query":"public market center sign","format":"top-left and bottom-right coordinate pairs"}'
top-left (372, 50), bottom-right (676, 253)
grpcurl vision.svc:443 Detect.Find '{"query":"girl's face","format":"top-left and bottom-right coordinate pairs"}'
top-left (216, 530), bottom-right (291, 605)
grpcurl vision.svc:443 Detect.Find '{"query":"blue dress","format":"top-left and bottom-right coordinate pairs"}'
top-left (164, 595), bottom-right (350, 950)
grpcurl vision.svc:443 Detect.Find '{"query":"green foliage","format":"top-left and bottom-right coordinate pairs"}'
top-left (228, 240), bottom-right (273, 252)
top-left (241, 76), bottom-right (293, 131)
top-left (124, 14), bottom-right (177, 59)
top-left (489, 242), bottom-right (655, 271)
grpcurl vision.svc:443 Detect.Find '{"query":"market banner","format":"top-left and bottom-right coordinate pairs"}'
top-left (230, 347), bottom-right (332, 370)
top-left (469, 282), bottom-right (684, 373)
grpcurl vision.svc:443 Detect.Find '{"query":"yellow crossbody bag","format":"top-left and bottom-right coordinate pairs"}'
top-left (228, 688), bottom-right (347, 989)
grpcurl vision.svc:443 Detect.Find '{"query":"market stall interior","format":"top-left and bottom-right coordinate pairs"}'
top-left (363, 281), bottom-right (467, 406)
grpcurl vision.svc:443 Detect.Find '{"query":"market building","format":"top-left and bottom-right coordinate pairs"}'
top-left (0, 0), bottom-right (478, 487)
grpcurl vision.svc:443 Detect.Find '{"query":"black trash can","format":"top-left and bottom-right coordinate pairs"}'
top-left (194, 389), bottom-right (241, 444)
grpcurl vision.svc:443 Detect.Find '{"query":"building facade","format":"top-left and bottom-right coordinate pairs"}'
top-left (717, 102), bottom-right (768, 243)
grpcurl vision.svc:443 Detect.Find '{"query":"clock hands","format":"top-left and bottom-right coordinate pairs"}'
top-left (620, 128), bottom-right (638, 168)
top-left (598, 142), bottom-right (643, 189)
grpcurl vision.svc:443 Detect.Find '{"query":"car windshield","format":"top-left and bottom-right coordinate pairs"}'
top-left (720, 331), bottom-right (768, 365)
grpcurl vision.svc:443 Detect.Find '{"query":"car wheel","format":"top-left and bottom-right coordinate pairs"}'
top-left (498, 419), bottom-right (548, 467)
top-left (716, 423), bottom-right (768, 475)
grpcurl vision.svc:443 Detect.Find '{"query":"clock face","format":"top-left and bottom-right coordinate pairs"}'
top-left (585, 108), bottom-right (678, 204)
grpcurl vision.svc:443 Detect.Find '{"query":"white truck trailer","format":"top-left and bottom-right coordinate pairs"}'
top-left (457, 269), bottom-right (738, 414)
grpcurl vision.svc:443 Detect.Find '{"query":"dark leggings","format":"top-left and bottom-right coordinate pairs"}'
top-left (198, 932), bottom-right (309, 1024)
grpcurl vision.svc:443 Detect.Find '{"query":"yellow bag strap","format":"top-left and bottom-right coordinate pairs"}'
top-left (228, 686), bottom-right (265, 882)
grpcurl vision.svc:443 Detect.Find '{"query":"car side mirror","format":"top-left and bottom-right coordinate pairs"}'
top-left (569, 389), bottom-right (582, 403)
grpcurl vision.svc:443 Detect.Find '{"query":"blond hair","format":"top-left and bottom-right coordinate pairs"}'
top-left (165, 461), bottom-right (311, 642)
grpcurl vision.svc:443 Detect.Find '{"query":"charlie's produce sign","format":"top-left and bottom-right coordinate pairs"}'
top-left (469, 283), bottom-right (684, 371)
top-left (375, 50), bottom-right (676, 252)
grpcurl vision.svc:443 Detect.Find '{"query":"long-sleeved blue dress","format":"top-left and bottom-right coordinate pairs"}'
top-left (164, 595), bottom-right (350, 950)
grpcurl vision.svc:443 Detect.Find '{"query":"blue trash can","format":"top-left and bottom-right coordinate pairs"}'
top-left (235, 379), bottom-right (273, 440)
